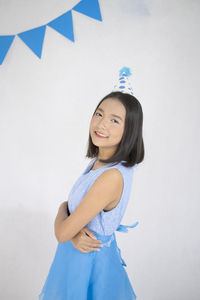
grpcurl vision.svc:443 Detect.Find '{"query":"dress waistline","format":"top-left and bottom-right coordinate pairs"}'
top-left (92, 221), bottom-right (139, 267)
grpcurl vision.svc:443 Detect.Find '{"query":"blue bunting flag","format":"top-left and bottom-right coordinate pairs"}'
top-left (17, 25), bottom-right (46, 59)
top-left (0, 0), bottom-right (102, 65)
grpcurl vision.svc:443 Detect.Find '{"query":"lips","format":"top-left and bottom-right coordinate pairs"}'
top-left (94, 131), bottom-right (108, 138)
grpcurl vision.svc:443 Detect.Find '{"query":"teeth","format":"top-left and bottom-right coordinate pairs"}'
top-left (96, 131), bottom-right (107, 137)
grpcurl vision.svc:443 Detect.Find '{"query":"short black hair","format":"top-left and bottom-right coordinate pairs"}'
top-left (85, 91), bottom-right (144, 167)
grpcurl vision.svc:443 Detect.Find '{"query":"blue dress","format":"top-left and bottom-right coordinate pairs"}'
top-left (38, 158), bottom-right (139, 299)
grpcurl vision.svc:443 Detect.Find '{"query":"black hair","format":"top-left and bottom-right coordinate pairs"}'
top-left (85, 91), bottom-right (144, 167)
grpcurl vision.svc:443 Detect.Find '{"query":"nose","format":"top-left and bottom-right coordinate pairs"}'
top-left (97, 117), bottom-right (108, 130)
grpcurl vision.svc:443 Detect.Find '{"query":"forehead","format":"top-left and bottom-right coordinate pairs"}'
top-left (97, 98), bottom-right (126, 116)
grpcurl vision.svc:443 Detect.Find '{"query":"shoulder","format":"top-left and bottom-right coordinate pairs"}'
top-left (99, 166), bottom-right (122, 177)
top-left (83, 168), bottom-right (123, 209)
top-left (95, 168), bottom-right (124, 189)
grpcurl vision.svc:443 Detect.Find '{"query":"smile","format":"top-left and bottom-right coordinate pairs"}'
top-left (94, 131), bottom-right (108, 138)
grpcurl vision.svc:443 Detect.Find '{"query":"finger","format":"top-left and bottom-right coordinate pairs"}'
top-left (82, 232), bottom-right (102, 244)
top-left (82, 246), bottom-right (101, 252)
top-left (91, 247), bottom-right (101, 252)
top-left (82, 240), bottom-right (103, 248)
top-left (83, 242), bottom-right (103, 249)
top-left (79, 248), bottom-right (88, 253)
top-left (83, 228), bottom-right (97, 240)
top-left (86, 237), bottom-right (102, 245)
top-left (91, 242), bottom-right (103, 247)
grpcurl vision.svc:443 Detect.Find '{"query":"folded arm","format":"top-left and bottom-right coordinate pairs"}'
top-left (55, 169), bottom-right (123, 243)
top-left (54, 201), bottom-right (70, 242)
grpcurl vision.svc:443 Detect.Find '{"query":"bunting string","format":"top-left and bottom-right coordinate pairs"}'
top-left (0, 0), bottom-right (102, 65)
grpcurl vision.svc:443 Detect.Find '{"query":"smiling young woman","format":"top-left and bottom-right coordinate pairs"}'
top-left (39, 90), bottom-right (144, 300)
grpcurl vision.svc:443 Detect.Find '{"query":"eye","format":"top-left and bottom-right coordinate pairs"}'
top-left (112, 119), bottom-right (119, 124)
top-left (95, 112), bottom-right (119, 123)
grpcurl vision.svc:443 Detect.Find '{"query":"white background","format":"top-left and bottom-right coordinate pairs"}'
top-left (0, 0), bottom-right (199, 299)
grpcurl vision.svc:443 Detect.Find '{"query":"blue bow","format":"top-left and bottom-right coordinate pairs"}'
top-left (115, 221), bottom-right (139, 267)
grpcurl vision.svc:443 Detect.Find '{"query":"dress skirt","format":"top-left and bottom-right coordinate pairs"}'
top-left (38, 222), bottom-right (138, 300)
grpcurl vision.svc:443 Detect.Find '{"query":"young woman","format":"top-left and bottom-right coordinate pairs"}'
top-left (38, 91), bottom-right (144, 300)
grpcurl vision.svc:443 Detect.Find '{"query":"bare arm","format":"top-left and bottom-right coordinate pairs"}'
top-left (54, 201), bottom-right (102, 251)
top-left (55, 169), bottom-right (123, 243)
top-left (54, 201), bottom-right (69, 242)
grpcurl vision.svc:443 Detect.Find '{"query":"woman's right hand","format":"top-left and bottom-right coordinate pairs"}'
top-left (71, 227), bottom-right (103, 253)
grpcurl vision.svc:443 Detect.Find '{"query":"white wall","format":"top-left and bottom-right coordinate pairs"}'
top-left (0, 0), bottom-right (199, 299)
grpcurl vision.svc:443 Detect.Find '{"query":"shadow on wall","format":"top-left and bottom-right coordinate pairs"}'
top-left (1, 207), bottom-right (57, 300)
top-left (121, 0), bottom-right (150, 16)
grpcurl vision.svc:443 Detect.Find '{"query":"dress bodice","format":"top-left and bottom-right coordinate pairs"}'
top-left (67, 158), bottom-right (138, 235)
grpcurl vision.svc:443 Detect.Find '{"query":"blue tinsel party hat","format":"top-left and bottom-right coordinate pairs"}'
top-left (112, 67), bottom-right (134, 95)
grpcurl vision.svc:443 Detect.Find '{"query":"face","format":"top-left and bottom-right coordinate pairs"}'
top-left (89, 98), bottom-right (126, 155)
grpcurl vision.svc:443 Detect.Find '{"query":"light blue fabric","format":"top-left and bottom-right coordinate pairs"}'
top-left (68, 158), bottom-right (138, 236)
top-left (38, 158), bottom-right (139, 299)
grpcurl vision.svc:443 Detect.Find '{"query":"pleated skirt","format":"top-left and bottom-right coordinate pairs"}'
top-left (38, 227), bottom-right (137, 300)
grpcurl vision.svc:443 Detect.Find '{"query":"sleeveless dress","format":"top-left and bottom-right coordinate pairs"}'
top-left (38, 158), bottom-right (139, 300)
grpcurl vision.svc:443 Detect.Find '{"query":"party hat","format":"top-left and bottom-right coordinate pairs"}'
top-left (112, 67), bottom-right (134, 95)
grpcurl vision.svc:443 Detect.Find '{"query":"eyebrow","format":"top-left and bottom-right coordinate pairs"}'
top-left (96, 107), bottom-right (123, 121)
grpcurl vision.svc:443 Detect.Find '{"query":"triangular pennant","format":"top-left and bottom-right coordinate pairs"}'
top-left (0, 35), bottom-right (15, 65)
top-left (17, 25), bottom-right (46, 59)
top-left (47, 10), bottom-right (74, 42)
top-left (72, 0), bottom-right (102, 21)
